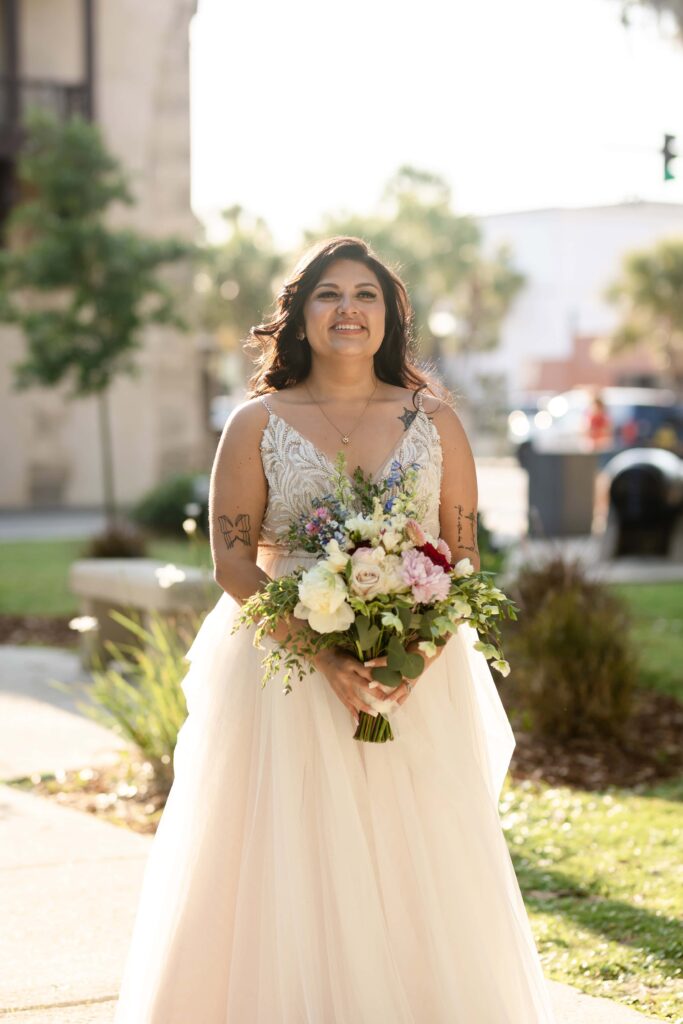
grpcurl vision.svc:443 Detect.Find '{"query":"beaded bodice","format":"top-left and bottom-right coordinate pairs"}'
top-left (257, 392), bottom-right (443, 548)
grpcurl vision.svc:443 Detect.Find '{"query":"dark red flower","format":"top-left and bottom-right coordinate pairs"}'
top-left (418, 541), bottom-right (452, 573)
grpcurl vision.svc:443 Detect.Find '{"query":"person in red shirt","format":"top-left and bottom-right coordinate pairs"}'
top-left (585, 393), bottom-right (614, 450)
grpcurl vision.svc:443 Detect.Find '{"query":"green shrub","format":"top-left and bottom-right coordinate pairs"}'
top-left (75, 608), bottom-right (204, 792)
top-left (130, 473), bottom-right (209, 537)
top-left (504, 554), bottom-right (636, 741)
top-left (82, 523), bottom-right (148, 558)
top-left (477, 514), bottom-right (504, 574)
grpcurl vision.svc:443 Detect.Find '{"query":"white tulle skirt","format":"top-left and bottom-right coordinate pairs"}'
top-left (113, 548), bottom-right (556, 1023)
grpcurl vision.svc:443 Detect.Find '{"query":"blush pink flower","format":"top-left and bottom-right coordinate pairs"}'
top-left (436, 538), bottom-right (452, 563)
top-left (405, 519), bottom-right (427, 547)
top-left (401, 549), bottom-right (451, 603)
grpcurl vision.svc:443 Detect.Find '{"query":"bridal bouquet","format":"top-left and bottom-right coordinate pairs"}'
top-left (234, 454), bottom-right (517, 743)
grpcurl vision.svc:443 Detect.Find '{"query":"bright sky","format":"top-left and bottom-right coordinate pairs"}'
top-left (190, 0), bottom-right (683, 250)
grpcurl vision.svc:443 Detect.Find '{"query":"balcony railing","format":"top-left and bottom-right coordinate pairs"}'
top-left (0, 76), bottom-right (91, 154)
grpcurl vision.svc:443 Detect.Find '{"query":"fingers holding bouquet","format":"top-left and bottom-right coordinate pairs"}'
top-left (313, 647), bottom-right (383, 726)
top-left (365, 637), bottom-right (445, 706)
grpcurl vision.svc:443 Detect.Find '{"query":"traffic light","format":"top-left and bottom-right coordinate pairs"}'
top-left (662, 134), bottom-right (677, 181)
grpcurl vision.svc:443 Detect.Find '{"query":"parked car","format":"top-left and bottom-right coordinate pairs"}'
top-left (508, 387), bottom-right (683, 462)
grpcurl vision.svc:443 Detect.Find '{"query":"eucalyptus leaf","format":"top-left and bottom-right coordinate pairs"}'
top-left (370, 666), bottom-right (403, 688)
top-left (402, 652), bottom-right (425, 677)
top-left (354, 615), bottom-right (380, 651)
top-left (386, 635), bottom-right (408, 671)
top-left (398, 606), bottom-right (412, 631)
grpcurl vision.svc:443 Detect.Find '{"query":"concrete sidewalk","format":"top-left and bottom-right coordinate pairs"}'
top-left (0, 646), bottom-right (661, 1023)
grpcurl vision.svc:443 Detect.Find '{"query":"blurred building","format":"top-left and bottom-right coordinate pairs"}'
top-left (0, 0), bottom-right (205, 510)
top-left (461, 200), bottom-right (683, 405)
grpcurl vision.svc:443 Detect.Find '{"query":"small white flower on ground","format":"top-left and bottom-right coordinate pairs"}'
top-left (68, 615), bottom-right (99, 633)
top-left (182, 517), bottom-right (197, 535)
top-left (155, 563), bottom-right (187, 589)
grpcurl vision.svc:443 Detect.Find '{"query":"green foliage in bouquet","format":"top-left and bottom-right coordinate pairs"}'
top-left (503, 554), bottom-right (636, 742)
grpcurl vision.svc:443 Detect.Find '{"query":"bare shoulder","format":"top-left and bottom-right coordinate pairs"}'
top-left (218, 395), bottom-right (270, 445)
top-left (419, 393), bottom-right (471, 447)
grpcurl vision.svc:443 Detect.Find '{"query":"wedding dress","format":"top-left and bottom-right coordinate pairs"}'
top-left (113, 393), bottom-right (557, 1023)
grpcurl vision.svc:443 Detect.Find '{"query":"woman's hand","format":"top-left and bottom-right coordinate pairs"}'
top-left (364, 639), bottom-right (446, 707)
top-left (312, 648), bottom-right (381, 727)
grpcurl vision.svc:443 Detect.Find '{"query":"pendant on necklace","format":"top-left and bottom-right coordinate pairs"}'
top-left (341, 435), bottom-right (350, 445)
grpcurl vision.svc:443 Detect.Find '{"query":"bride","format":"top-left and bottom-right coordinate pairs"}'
top-left (113, 235), bottom-right (557, 1022)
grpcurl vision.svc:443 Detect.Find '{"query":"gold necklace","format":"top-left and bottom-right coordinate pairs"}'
top-left (304, 379), bottom-right (378, 445)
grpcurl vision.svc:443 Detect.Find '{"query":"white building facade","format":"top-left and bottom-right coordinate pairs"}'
top-left (459, 201), bottom-right (683, 403)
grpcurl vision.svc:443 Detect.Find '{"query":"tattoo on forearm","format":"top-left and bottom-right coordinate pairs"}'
top-left (398, 406), bottom-right (418, 430)
top-left (455, 505), bottom-right (478, 552)
top-left (218, 513), bottom-right (251, 550)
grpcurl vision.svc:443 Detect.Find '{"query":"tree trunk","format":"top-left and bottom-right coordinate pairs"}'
top-left (96, 387), bottom-right (118, 529)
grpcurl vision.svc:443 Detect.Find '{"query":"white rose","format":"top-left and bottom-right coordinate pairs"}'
top-left (323, 538), bottom-right (350, 573)
top-left (294, 564), bottom-right (355, 633)
top-left (454, 557), bottom-right (475, 577)
top-left (349, 546), bottom-right (386, 599)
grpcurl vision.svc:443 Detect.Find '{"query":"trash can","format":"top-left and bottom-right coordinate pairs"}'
top-left (599, 448), bottom-right (683, 559)
top-left (524, 449), bottom-right (600, 537)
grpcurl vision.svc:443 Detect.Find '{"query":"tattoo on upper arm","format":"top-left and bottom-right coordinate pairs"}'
top-left (217, 513), bottom-right (252, 550)
top-left (398, 406), bottom-right (418, 430)
top-left (455, 504), bottom-right (478, 552)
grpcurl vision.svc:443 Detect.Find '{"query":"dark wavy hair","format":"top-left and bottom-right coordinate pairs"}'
top-left (246, 235), bottom-right (445, 403)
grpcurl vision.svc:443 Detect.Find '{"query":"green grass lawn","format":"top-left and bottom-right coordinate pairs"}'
top-left (611, 583), bottom-right (683, 701)
top-left (505, 775), bottom-right (683, 1022)
top-left (0, 536), bottom-right (213, 617)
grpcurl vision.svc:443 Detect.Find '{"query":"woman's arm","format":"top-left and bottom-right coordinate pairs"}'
top-left (209, 399), bottom-right (271, 603)
top-left (209, 397), bottom-right (379, 723)
top-left (428, 398), bottom-right (481, 572)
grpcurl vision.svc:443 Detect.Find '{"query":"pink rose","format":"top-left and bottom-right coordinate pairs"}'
top-left (405, 519), bottom-right (427, 547)
top-left (401, 549), bottom-right (451, 603)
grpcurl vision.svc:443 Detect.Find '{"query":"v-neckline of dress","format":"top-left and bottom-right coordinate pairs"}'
top-left (262, 403), bottom-right (426, 486)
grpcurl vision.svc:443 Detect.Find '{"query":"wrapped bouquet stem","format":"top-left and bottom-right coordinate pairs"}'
top-left (235, 455), bottom-right (517, 743)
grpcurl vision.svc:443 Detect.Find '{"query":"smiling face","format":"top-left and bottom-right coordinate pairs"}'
top-left (301, 258), bottom-right (386, 361)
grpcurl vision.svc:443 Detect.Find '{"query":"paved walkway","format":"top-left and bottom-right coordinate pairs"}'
top-left (0, 646), bottom-right (662, 1022)
top-left (502, 534), bottom-right (683, 585)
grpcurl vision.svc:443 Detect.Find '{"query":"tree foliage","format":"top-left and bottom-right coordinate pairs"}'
top-left (604, 238), bottom-right (683, 393)
top-left (0, 109), bottom-right (194, 398)
top-left (302, 165), bottom-right (525, 364)
top-left (196, 204), bottom-right (285, 349)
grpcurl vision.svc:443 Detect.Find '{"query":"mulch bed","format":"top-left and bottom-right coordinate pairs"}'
top-left (9, 756), bottom-right (169, 836)
top-left (506, 689), bottom-right (683, 790)
top-left (0, 614), bottom-right (77, 648)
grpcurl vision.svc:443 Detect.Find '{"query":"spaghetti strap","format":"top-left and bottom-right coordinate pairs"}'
top-left (415, 389), bottom-right (424, 412)
top-left (260, 394), bottom-right (274, 414)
